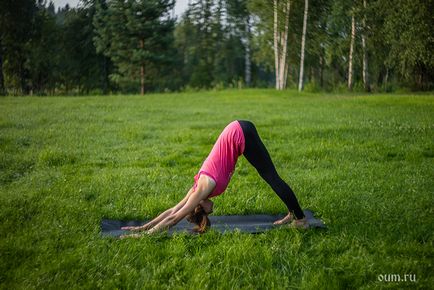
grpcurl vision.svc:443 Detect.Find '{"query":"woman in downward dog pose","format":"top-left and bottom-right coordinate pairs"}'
top-left (122, 120), bottom-right (307, 237)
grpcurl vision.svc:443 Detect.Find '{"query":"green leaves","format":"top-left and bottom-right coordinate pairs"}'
top-left (93, 0), bottom-right (175, 93)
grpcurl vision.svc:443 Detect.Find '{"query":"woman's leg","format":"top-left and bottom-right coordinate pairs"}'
top-left (238, 120), bottom-right (305, 219)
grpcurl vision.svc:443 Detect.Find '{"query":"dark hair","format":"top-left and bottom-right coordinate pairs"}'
top-left (186, 205), bottom-right (210, 234)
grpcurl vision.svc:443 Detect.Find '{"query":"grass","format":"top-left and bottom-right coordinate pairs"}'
top-left (0, 89), bottom-right (433, 289)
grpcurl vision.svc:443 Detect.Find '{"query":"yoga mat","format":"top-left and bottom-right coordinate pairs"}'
top-left (101, 209), bottom-right (326, 237)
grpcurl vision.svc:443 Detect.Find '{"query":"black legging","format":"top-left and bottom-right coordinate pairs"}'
top-left (238, 120), bottom-right (305, 219)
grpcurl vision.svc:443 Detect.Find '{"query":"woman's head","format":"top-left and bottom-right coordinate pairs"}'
top-left (199, 199), bottom-right (214, 214)
top-left (186, 200), bottom-right (213, 233)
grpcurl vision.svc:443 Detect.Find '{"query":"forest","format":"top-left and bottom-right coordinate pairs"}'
top-left (0, 0), bottom-right (432, 95)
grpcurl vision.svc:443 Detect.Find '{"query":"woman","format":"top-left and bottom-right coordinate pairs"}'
top-left (121, 120), bottom-right (307, 237)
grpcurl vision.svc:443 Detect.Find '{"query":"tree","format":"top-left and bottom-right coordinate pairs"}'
top-left (175, 0), bottom-right (248, 89)
top-left (0, 40), bottom-right (5, 95)
top-left (94, 0), bottom-right (175, 94)
top-left (298, 0), bottom-right (308, 91)
top-left (301, 0), bottom-right (330, 89)
top-left (244, 14), bottom-right (252, 86)
top-left (274, 0), bottom-right (291, 90)
top-left (184, 0), bottom-right (215, 88)
top-left (58, 1), bottom-right (112, 94)
top-left (361, 0), bottom-right (369, 91)
top-left (27, 2), bottom-right (61, 94)
top-left (347, 12), bottom-right (355, 90)
top-left (227, 0), bottom-right (252, 87)
top-left (0, 0), bottom-right (35, 95)
top-left (381, 0), bottom-right (433, 90)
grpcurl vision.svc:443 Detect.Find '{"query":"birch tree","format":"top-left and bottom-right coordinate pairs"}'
top-left (347, 12), bottom-right (355, 90)
top-left (361, 0), bottom-right (369, 91)
top-left (244, 15), bottom-right (252, 87)
top-left (274, 0), bottom-right (291, 90)
top-left (298, 0), bottom-right (308, 91)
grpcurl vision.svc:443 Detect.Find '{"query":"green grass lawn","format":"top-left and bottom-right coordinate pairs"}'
top-left (0, 89), bottom-right (433, 289)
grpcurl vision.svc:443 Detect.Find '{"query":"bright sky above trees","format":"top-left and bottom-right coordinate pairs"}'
top-left (50, 0), bottom-right (189, 16)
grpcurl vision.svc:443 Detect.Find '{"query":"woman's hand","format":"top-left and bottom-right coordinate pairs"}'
top-left (273, 212), bottom-right (294, 225)
top-left (146, 227), bottom-right (158, 235)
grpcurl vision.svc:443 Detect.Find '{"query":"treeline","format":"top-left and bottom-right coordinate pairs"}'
top-left (0, 0), bottom-right (432, 95)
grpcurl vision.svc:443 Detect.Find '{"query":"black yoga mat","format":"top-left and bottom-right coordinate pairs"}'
top-left (101, 209), bottom-right (326, 237)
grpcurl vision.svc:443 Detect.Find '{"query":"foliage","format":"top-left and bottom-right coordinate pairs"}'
top-left (379, 0), bottom-right (434, 90)
top-left (0, 0), bottom-right (432, 94)
top-left (0, 0), bottom-right (35, 95)
top-left (93, 0), bottom-right (175, 93)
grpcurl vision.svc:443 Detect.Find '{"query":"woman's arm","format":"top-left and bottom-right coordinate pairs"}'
top-left (148, 176), bottom-right (215, 232)
top-left (139, 175), bottom-right (215, 235)
top-left (122, 187), bottom-right (195, 231)
top-left (147, 186), bottom-right (209, 233)
top-left (171, 186), bottom-right (195, 214)
top-left (121, 208), bottom-right (173, 232)
top-left (122, 208), bottom-right (173, 231)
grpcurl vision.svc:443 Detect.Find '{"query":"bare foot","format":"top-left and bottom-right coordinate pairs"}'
top-left (273, 212), bottom-right (294, 225)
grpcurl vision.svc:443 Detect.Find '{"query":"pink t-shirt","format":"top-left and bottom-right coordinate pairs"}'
top-left (193, 120), bottom-right (245, 198)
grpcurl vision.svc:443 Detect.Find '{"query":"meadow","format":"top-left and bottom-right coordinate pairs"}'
top-left (0, 89), bottom-right (433, 289)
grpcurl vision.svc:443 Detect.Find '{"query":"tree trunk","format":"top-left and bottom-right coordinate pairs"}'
top-left (140, 39), bottom-right (145, 95)
top-left (140, 64), bottom-right (145, 95)
top-left (298, 0), bottom-right (308, 91)
top-left (102, 56), bottom-right (109, 94)
top-left (319, 52), bottom-right (324, 88)
top-left (20, 62), bottom-right (29, 95)
top-left (384, 67), bottom-right (389, 86)
top-left (361, 0), bottom-right (370, 91)
top-left (309, 66), bottom-right (314, 83)
top-left (283, 58), bottom-right (289, 89)
top-left (244, 15), bottom-right (251, 87)
top-left (279, 0), bottom-right (290, 90)
top-left (348, 14), bottom-right (355, 90)
top-left (273, 0), bottom-right (279, 89)
top-left (274, 0), bottom-right (291, 90)
top-left (0, 49), bottom-right (5, 95)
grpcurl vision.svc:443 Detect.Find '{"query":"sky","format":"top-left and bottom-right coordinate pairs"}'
top-left (50, 0), bottom-right (189, 17)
